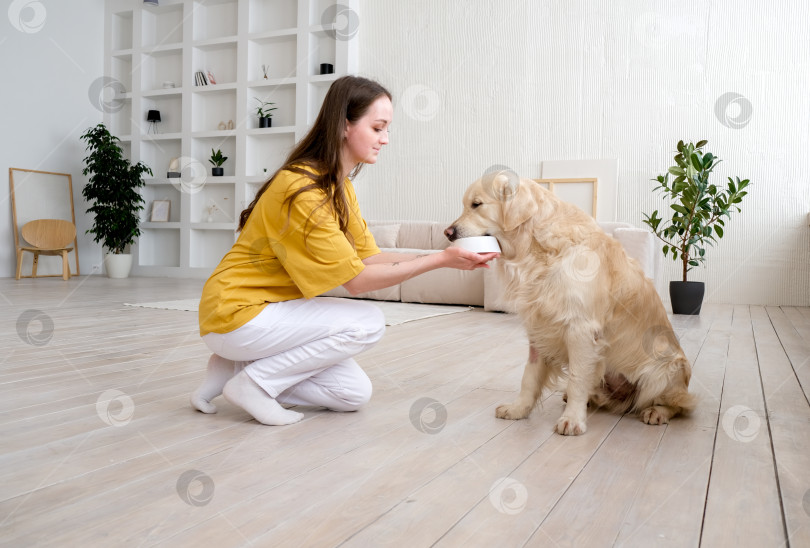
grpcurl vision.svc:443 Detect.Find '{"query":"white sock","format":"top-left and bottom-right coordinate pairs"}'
top-left (191, 354), bottom-right (236, 414)
top-left (222, 370), bottom-right (304, 426)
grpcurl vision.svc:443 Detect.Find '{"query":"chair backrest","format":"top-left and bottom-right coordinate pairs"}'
top-left (21, 219), bottom-right (76, 249)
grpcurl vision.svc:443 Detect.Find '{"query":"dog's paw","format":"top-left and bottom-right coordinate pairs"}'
top-left (496, 404), bottom-right (530, 420)
top-left (641, 406), bottom-right (671, 425)
top-left (554, 415), bottom-right (587, 436)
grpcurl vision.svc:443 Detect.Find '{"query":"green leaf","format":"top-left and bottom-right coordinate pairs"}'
top-left (671, 204), bottom-right (689, 215)
top-left (696, 139), bottom-right (708, 148)
top-left (668, 167), bottom-right (685, 176)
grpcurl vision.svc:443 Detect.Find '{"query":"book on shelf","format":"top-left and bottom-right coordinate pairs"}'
top-left (195, 71), bottom-right (209, 86)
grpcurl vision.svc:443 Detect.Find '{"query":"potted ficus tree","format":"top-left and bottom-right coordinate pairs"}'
top-left (209, 148), bottom-right (227, 176)
top-left (80, 123), bottom-right (152, 279)
top-left (642, 140), bottom-right (750, 315)
top-left (254, 97), bottom-right (277, 128)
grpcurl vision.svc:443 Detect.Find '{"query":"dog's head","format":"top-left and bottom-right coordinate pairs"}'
top-left (445, 173), bottom-right (540, 248)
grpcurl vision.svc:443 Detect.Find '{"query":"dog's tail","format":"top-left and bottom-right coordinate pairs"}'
top-left (634, 356), bottom-right (698, 417)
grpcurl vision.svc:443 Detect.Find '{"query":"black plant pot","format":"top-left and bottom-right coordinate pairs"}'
top-left (211, 167), bottom-right (224, 176)
top-left (259, 117), bottom-right (272, 128)
top-left (670, 281), bottom-right (705, 315)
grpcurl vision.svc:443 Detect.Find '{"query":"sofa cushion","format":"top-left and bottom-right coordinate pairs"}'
top-left (430, 222), bottom-right (452, 250)
top-left (396, 221), bottom-right (435, 250)
top-left (401, 266), bottom-right (485, 306)
top-left (368, 222), bottom-right (400, 248)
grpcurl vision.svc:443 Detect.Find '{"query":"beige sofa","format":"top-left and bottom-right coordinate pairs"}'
top-left (323, 220), bottom-right (660, 312)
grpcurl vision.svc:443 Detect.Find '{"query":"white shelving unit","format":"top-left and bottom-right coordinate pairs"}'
top-left (103, 0), bottom-right (358, 277)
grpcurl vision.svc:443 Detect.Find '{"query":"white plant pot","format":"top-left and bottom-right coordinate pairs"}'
top-left (105, 253), bottom-right (133, 279)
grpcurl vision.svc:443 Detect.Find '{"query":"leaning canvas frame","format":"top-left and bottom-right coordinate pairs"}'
top-left (533, 177), bottom-right (599, 218)
top-left (150, 200), bottom-right (171, 222)
top-left (9, 167), bottom-right (81, 277)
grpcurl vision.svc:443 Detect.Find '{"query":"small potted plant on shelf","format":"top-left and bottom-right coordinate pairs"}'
top-left (80, 123), bottom-right (153, 279)
top-left (209, 148), bottom-right (227, 176)
top-left (642, 139), bottom-right (750, 315)
top-left (254, 97), bottom-right (277, 128)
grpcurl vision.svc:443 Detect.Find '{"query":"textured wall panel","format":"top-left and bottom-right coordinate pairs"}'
top-left (354, 0), bottom-right (809, 305)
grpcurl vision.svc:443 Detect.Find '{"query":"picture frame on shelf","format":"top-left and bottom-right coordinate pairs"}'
top-left (150, 200), bottom-right (171, 222)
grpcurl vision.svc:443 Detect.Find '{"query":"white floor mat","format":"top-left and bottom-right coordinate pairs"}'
top-left (124, 298), bottom-right (472, 326)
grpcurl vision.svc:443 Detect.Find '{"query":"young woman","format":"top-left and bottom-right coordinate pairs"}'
top-left (191, 76), bottom-right (498, 425)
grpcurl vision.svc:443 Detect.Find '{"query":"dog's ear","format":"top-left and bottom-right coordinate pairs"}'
top-left (501, 179), bottom-right (538, 231)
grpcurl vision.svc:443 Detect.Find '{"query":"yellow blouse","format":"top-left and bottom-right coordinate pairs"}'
top-left (198, 168), bottom-right (380, 335)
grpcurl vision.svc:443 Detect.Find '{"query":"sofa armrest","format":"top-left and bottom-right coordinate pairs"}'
top-left (612, 227), bottom-right (658, 281)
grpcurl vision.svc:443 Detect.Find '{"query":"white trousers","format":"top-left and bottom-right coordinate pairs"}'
top-left (202, 297), bottom-right (385, 411)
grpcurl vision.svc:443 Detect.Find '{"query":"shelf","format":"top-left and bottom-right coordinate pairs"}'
top-left (245, 126), bottom-right (296, 136)
top-left (192, 136), bottom-right (237, 178)
top-left (141, 94), bottom-right (183, 134)
top-left (249, 0), bottom-right (297, 34)
top-left (308, 31), bottom-right (336, 76)
top-left (190, 182), bottom-right (235, 223)
top-left (193, 0), bottom-right (238, 42)
top-left (142, 2), bottom-right (183, 47)
top-left (141, 49), bottom-right (183, 91)
top-left (192, 42), bottom-right (238, 86)
top-left (143, 43), bottom-right (183, 54)
top-left (138, 228), bottom-right (181, 267)
top-left (309, 0), bottom-right (340, 26)
top-left (110, 55), bottom-right (133, 93)
top-left (245, 133), bottom-right (296, 177)
top-left (193, 36), bottom-right (239, 49)
top-left (248, 85), bottom-right (296, 128)
top-left (141, 139), bottom-right (182, 179)
top-left (248, 28), bottom-right (298, 41)
top-left (191, 82), bottom-right (238, 93)
top-left (199, 175), bottom-right (237, 184)
top-left (247, 35), bottom-right (298, 80)
top-left (105, 0), bottom-right (358, 278)
top-left (247, 77), bottom-right (297, 88)
top-left (142, 88), bottom-right (183, 97)
top-left (191, 223), bottom-right (236, 230)
top-left (190, 229), bottom-right (237, 268)
top-left (142, 132), bottom-right (184, 141)
top-left (111, 10), bottom-right (133, 50)
top-left (109, 101), bottom-right (133, 136)
top-left (191, 88), bottom-right (237, 133)
top-left (192, 129), bottom-right (238, 139)
top-left (142, 221), bottom-right (181, 229)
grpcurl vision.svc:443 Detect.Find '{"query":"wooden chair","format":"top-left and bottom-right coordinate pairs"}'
top-left (10, 167), bottom-right (80, 280)
top-left (16, 219), bottom-right (76, 280)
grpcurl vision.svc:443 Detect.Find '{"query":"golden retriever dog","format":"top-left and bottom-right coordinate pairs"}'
top-left (445, 173), bottom-right (696, 435)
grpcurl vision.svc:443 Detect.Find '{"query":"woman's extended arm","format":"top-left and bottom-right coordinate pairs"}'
top-left (342, 248), bottom-right (499, 296)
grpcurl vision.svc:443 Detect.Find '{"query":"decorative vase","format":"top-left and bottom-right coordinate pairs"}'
top-left (212, 167), bottom-right (224, 176)
top-left (259, 117), bottom-right (272, 128)
top-left (669, 281), bottom-right (705, 315)
top-left (105, 253), bottom-right (133, 279)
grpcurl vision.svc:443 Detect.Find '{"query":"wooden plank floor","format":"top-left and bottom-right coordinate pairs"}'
top-left (1, 277), bottom-right (808, 547)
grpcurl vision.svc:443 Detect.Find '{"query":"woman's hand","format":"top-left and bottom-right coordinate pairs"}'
top-left (344, 248), bottom-right (499, 296)
top-left (438, 246), bottom-right (500, 270)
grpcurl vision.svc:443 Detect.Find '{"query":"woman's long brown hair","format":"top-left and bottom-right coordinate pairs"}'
top-left (238, 76), bottom-right (392, 242)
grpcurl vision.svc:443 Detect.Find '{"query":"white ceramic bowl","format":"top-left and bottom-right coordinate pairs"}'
top-left (452, 236), bottom-right (501, 253)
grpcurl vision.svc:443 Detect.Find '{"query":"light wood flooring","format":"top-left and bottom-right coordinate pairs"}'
top-left (1, 276), bottom-right (809, 547)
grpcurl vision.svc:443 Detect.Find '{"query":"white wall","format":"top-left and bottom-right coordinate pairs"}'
top-left (2, 1), bottom-right (808, 306)
top-left (354, 0), bottom-right (810, 306)
top-left (1, 0), bottom-right (104, 279)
